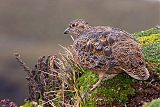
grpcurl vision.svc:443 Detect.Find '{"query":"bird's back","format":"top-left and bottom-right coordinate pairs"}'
top-left (73, 26), bottom-right (149, 80)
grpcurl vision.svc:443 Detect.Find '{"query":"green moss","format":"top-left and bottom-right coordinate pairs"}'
top-left (133, 27), bottom-right (160, 38)
top-left (141, 43), bottom-right (160, 66)
top-left (135, 28), bottom-right (160, 72)
top-left (20, 101), bottom-right (37, 107)
top-left (78, 70), bottom-right (98, 90)
top-left (20, 99), bottom-right (44, 107)
top-left (96, 74), bottom-right (135, 104)
top-left (83, 99), bottom-right (97, 107)
top-left (77, 70), bottom-right (98, 106)
top-left (78, 71), bottom-right (136, 106)
top-left (143, 98), bottom-right (160, 107)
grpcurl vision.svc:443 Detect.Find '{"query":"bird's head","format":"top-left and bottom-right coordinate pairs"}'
top-left (64, 19), bottom-right (90, 36)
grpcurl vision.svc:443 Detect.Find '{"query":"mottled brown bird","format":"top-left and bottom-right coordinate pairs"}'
top-left (64, 19), bottom-right (150, 91)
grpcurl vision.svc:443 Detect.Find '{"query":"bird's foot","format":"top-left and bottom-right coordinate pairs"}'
top-left (90, 78), bottom-right (103, 92)
top-left (89, 72), bottom-right (106, 92)
top-left (90, 84), bottom-right (98, 92)
top-left (81, 90), bottom-right (90, 100)
top-left (82, 83), bottom-right (100, 99)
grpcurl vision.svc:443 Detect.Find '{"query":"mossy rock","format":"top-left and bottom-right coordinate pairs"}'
top-left (78, 71), bottom-right (136, 106)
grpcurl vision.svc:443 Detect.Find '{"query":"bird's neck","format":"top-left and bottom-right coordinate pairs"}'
top-left (78, 25), bottom-right (92, 35)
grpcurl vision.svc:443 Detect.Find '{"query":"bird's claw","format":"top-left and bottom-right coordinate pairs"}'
top-left (90, 84), bottom-right (97, 92)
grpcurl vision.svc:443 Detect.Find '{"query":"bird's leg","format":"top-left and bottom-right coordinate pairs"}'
top-left (82, 73), bottom-right (117, 99)
top-left (90, 71), bottom-right (106, 92)
top-left (103, 74), bottom-right (118, 81)
top-left (81, 72), bottom-right (106, 99)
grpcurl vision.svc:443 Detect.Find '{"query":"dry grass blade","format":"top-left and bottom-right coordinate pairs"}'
top-left (70, 35), bottom-right (75, 41)
top-left (14, 52), bottom-right (32, 74)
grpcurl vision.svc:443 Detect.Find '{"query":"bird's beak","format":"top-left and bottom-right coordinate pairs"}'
top-left (64, 27), bottom-right (70, 34)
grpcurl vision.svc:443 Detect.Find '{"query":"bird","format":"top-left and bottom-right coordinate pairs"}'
top-left (64, 19), bottom-right (150, 91)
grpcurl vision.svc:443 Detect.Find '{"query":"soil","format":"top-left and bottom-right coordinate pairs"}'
top-left (127, 71), bottom-right (160, 107)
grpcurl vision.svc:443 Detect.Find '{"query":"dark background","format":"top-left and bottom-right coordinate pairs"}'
top-left (0, 0), bottom-right (159, 105)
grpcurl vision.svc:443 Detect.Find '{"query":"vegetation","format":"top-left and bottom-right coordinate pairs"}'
top-left (11, 27), bottom-right (160, 107)
top-left (143, 98), bottom-right (160, 107)
top-left (134, 27), bottom-right (160, 72)
top-left (133, 27), bottom-right (160, 38)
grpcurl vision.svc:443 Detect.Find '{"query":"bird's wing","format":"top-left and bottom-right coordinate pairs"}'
top-left (111, 27), bottom-right (137, 41)
top-left (74, 27), bottom-right (137, 72)
top-left (112, 40), bottom-right (150, 80)
top-left (74, 31), bottom-right (120, 71)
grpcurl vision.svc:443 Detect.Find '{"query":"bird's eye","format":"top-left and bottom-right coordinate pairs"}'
top-left (72, 24), bottom-right (75, 27)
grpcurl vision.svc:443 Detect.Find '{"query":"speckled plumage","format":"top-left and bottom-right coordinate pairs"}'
top-left (64, 19), bottom-right (150, 91)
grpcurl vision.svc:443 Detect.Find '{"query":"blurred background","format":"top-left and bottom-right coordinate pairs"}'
top-left (0, 0), bottom-right (159, 105)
